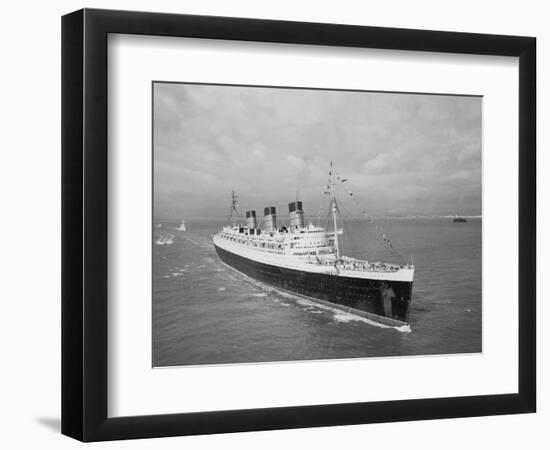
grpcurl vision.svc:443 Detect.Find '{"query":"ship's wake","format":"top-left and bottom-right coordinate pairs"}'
top-left (178, 235), bottom-right (211, 250)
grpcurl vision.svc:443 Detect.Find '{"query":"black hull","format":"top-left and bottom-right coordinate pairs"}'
top-left (214, 244), bottom-right (412, 326)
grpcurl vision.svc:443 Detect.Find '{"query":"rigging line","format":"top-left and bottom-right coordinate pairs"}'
top-left (324, 197), bottom-right (332, 232)
top-left (333, 191), bottom-right (355, 259)
top-left (342, 179), bottom-right (380, 223)
top-left (317, 195), bottom-right (328, 228)
top-left (326, 165), bottom-right (403, 260)
top-left (340, 205), bottom-right (356, 259)
top-left (336, 183), bottom-right (405, 259)
top-left (227, 191), bottom-right (244, 226)
top-left (332, 173), bottom-right (388, 258)
top-left (337, 199), bottom-right (406, 261)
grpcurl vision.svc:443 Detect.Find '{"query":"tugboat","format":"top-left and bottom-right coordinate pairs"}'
top-left (212, 164), bottom-right (414, 326)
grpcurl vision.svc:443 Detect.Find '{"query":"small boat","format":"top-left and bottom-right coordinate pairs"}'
top-left (156, 233), bottom-right (174, 245)
top-left (453, 215), bottom-right (467, 223)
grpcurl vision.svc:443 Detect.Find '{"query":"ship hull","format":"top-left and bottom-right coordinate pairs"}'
top-left (214, 244), bottom-right (412, 326)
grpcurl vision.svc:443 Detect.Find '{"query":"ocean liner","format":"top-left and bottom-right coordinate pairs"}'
top-left (213, 165), bottom-right (414, 326)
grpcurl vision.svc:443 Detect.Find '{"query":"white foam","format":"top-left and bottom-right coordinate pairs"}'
top-left (218, 287), bottom-right (226, 292)
top-left (332, 312), bottom-right (356, 323)
top-left (295, 298), bottom-right (407, 331)
top-left (332, 311), bottom-right (390, 329)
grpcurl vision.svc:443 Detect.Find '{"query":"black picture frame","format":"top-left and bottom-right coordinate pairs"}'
top-left (61, 8), bottom-right (536, 442)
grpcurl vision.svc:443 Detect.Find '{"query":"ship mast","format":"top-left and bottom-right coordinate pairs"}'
top-left (229, 190), bottom-right (239, 226)
top-left (328, 162), bottom-right (340, 259)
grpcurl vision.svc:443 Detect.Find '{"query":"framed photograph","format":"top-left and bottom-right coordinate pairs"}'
top-left (61, 8), bottom-right (536, 441)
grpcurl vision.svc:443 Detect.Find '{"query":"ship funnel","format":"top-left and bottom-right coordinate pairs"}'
top-left (263, 206), bottom-right (277, 232)
top-left (288, 201), bottom-right (304, 230)
top-left (246, 210), bottom-right (257, 229)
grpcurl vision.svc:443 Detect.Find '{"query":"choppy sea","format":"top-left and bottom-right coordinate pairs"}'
top-left (153, 218), bottom-right (481, 367)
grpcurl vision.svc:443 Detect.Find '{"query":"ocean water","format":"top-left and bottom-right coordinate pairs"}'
top-left (152, 218), bottom-right (482, 367)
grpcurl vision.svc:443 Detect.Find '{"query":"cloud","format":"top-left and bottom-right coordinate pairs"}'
top-left (153, 83), bottom-right (481, 219)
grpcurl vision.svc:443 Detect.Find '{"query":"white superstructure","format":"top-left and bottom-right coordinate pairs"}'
top-left (213, 223), bottom-right (414, 282)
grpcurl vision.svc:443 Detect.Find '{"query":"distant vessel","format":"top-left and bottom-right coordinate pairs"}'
top-left (212, 164), bottom-right (414, 326)
top-left (453, 215), bottom-right (467, 223)
top-left (176, 219), bottom-right (187, 231)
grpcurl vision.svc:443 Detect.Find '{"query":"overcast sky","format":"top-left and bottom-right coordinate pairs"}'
top-left (153, 83), bottom-right (481, 220)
